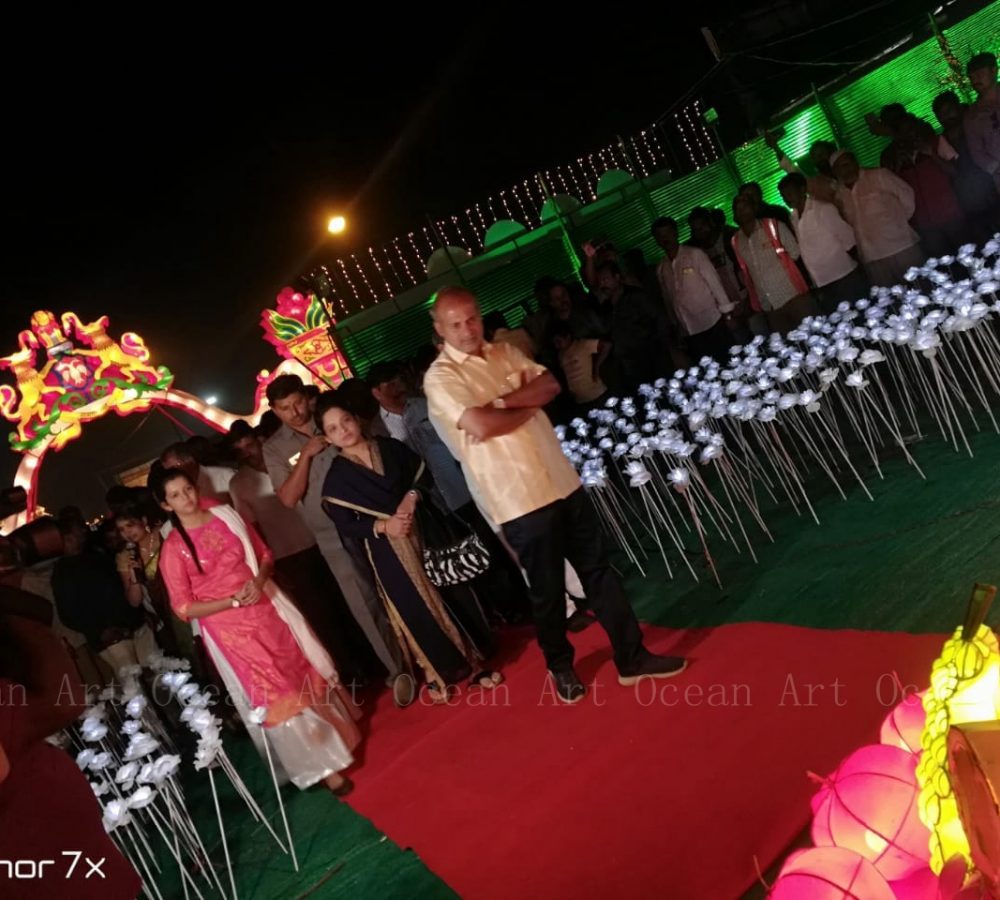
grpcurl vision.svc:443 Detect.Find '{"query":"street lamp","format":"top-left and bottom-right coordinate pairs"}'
top-left (327, 215), bottom-right (346, 235)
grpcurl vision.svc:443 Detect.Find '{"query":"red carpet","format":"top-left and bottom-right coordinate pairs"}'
top-left (346, 622), bottom-right (944, 900)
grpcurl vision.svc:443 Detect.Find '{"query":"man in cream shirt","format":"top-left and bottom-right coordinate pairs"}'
top-left (832, 150), bottom-right (922, 288)
top-left (424, 286), bottom-right (687, 704)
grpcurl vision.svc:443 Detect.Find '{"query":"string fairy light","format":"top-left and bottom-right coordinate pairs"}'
top-left (349, 255), bottom-right (377, 302)
top-left (452, 215), bottom-right (475, 252)
top-left (511, 184), bottom-right (533, 226)
top-left (499, 190), bottom-right (514, 220)
top-left (335, 258), bottom-right (359, 305)
top-left (382, 242), bottom-right (408, 288)
top-left (368, 247), bottom-right (393, 295)
top-left (391, 237), bottom-right (418, 286)
top-left (299, 22), bottom-right (936, 316)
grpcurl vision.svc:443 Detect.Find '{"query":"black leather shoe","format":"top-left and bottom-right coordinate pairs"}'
top-left (566, 609), bottom-right (596, 633)
top-left (617, 652), bottom-right (688, 686)
top-left (549, 669), bottom-right (586, 704)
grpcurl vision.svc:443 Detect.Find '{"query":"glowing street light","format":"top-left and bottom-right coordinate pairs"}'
top-left (327, 215), bottom-right (347, 235)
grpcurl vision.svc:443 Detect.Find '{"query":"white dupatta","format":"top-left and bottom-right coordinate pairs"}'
top-left (207, 505), bottom-right (338, 683)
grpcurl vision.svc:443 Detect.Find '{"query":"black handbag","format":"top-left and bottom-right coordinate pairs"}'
top-left (417, 501), bottom-right (491, 587)
top-left (422, 532), bottom-right (491, 587)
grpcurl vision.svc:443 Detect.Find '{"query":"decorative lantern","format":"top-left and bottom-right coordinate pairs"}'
top-left (812, 744), bottom-right (931, 880)
top-left (918, 614), bottom-right (1000, 873)
top-left (260, 288), bottom-right (351, 389)
top-left (881, 690), bottom-right (928, 755)
top-left (769, 846), bottom-right (896, 899)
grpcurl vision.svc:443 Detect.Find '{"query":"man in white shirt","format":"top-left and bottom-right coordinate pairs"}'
top-left (778, 173), bottom-right (870, 314)
top-left (367, 361), bottom-right (410, 443)
top-left (160, 442), bottom-right (233, 505)
top-left (832, 150), bottom-right (923, 288)
top-left (652, 217), bottom-right (736, 364)
top-left (424, 286), bottom-right (687, 705)
top-left (229, 421), bottom-right (319, 558)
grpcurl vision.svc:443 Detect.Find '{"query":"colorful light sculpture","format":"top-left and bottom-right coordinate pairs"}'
top-left (881, 690), bottom-right (929, 756)
top-left (0, 310), bottom-right (173, 454)
top-left (811, 744), bottom-right (931, 880)
top-left (0, 309), bottom-right (322, 532)
top-left (260, 288), bottom-right (351, 389)
top-left (917, 615), bottom-right (1000, 874)
top-left (769, 846), bottom-right (897, 899)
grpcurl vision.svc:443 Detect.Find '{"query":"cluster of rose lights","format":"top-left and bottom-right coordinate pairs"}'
top-left (556, 239), bottom-right (1000, 587)
top-left (6, 238), bottom-right (1000, 892)
top-left (68, 652), bottom-right (298, 900)
top-left (550, 239), bottom-right (1000, 896)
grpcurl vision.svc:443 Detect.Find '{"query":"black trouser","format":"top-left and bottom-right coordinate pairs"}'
top-left (818, 266), bottom-right (870, 314)
top-left (686, 319), bottom-right (733, 365)
top-left (501, 488), bottom-right (644, 674)
top-left (454, 500), bottom-right (532, 622)
top-left (273, 546), bottom-right (383, 682)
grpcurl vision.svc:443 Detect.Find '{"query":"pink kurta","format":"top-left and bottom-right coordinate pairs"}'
top-left (159, 517), bottom-right (324, 725)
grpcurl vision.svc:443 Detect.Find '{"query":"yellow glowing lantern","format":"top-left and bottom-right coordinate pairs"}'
top-left (917, 584), bottom-right (1000, 874)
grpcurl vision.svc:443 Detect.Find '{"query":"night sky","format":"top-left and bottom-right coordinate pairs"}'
top-left (0, 3), bottom-right (954, 515)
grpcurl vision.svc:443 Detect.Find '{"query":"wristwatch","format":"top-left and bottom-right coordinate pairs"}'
top-left (232, 598), bottom-right (241, 608)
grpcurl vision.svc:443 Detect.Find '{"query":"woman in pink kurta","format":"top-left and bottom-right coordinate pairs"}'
top-left (154, 467), bottom-right (360, 793)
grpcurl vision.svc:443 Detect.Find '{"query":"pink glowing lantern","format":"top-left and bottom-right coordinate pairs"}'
top-left (811, 744), bottom-right (931, 881)
top-left (880, 689), bottom-right (928, 755)
top-left (769, 847), bottom-right (896, 899)
top-left (889, 855), bottom-right (981, 900)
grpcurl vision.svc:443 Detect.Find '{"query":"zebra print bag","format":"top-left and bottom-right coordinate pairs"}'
top-left (422, 531), bottom-right (491, 587)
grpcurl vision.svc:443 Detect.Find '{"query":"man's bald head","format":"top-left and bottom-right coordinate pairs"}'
top-left (431, 286), bottom-right (478, 318)
top-left (431, 286), bottom-right (485, 355)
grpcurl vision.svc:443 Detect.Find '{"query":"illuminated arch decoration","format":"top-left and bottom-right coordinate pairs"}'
top-left (0, 309), bottom-right (321, 532)
top-left (260, 288), bottom-right (352, 389)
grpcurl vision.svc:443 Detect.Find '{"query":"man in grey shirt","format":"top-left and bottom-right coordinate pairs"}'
top-left (261, 374), bottom-right (409, 704)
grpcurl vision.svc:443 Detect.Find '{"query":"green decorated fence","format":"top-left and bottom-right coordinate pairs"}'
top-left (336, 2), bottom-right (1000, 379)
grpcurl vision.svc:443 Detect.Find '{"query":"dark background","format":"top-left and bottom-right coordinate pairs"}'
top-left (0, 2), bottom-right (971, 516)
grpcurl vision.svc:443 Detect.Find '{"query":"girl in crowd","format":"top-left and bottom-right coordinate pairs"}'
top-left (154, 467), bottom-right (359, 794)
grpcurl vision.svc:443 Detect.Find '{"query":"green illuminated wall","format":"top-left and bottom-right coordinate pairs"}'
top-left (338, 2), bottom-right (1000, 379)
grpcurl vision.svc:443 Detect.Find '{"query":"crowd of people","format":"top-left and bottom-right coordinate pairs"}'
top-left (25, 275), bottom-right (692, 799)
top-left (481, 52), bottom-right (1000, 423)
top-left (3, 50), bottom-right (997, 818)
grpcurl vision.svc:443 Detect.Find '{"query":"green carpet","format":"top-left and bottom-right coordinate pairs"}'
top-left (623, 428), bottom-right (1000, 634)
top-left (156, 427), bottom-right (1000, 899)
top-left (155, 738), bottom-right (457, 900)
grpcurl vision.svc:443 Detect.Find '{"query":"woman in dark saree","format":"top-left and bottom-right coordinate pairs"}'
top-left (317, 393), bottom-right (502, 703)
